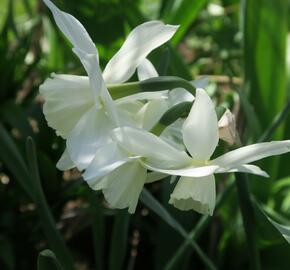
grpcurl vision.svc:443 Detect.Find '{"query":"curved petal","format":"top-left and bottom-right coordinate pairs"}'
top-left (146, 172), bottom-right (167, 183)
top-left (161, 119), bottom-right (186, 151)
top-left (216, 164), bottom-right (269, 178)
top-left (67, 107), bottom-right (113, 170)
top-left (136, 99), bottom-right (168, 130)
top-left (83, 141), bottom-right (131, 181)
top-left (103, 21), bottom-right (178, 84)
top-left (39, 74), bottom-right (93, 138)
top-left (43, 0), bottom-right (97, 54)
top-left (101, 162), bottom-right (147, 214)
top-left (72, 48), bottom-right (104, 101)
top-left (56, 148), bottom-right (75, 170)
top-left (211, 140), bottom-right (290, 169)
top-left (73, 48), bottom-right (119, 125)
top-left (137, 58), bottom-right (158, 81)
top-left (168, 88), bottom-right (194, 107)
top-left (115, 91), bottom-right (169, 105)
top-left (112, 127), bottom-right (191, 166)
top-left (182, 88), bottom-right (219, 160)
top-left (141, 161), bottom-right (219, 177)
top-left (169, 175), bottom-right (216, 215)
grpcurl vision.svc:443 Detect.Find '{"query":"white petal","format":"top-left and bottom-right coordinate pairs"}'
top-left (182, 88), bottom-right (219, 160)
top-left (43, 0), bottom-right (97, 54)
top-left (72, 48), bottom-right (104, 101)
top-left (211, 140), bottom-right (290, 169)
top-left (146, 172), bottom-right (167, 183)
top-left (168, 88), bottom-right (194, 107)
top-left (115, 90), bottom-right (169, 105)
top-left (67, 107), bottom-right (113, 170)
top-left (191, 77), bottom-right (208, 88)
top-left (169, 175), bottom-right (216, 215)
top-left (137, 58), bottom-right (158, 81)
top-left (102, 162), bottom-right (147, 213)
top-left (112, 127), bottom-right (191, 166)
top-left (103, 21), bottom-right (178, 84)
top-left (56, 148), bottom-right (75, 170)
top-left (136, 99), bottom-right (168, 130)
top-left (76, 48), bottom-right (120, 125)
top-left (39, 74), bottom-right (93, 138)
top-left (216, 164), bottom-right (269, 178)
top-left (83, 141), bottom-right (131, 181)
top-left (141, 161), bottom-right (219, 177)
top-left (161, 119), bottom-right (186, 151)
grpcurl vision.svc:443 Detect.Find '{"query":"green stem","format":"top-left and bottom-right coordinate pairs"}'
top-left (107, 76), bottom-right (196, 100)
top-left (108, 82), bottom-right (140, 99)
top-left (235, 173), bottom-right (260, 270)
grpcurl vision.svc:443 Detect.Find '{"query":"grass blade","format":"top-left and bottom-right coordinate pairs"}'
top-left (164, 181), bottom-right (234, 270)
top-left (0, 123), bottom-right (34, 199)
top-left (26, 138), bottom-right (75, 270)
top-left (140, 188), bottom-right (217, 270)
top-left (165, 0), bottom-right (207, 46)
top-left (37, 249), bottom-right (64, 270)
top-left (109, 210), bottom-right (130, 270)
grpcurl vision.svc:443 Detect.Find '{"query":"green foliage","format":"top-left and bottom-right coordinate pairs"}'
top-left (0, 0), bottom-right (290, 269)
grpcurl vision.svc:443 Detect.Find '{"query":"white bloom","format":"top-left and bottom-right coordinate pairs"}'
top-left (41, 0), bottom-right (182, 213)
top-left (41, 0), bottom-right (179, 171)
top-left (111, 88), bottom-right (290, 215)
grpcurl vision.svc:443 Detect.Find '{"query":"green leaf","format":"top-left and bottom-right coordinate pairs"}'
top-left (25, 137), bottom-right (75, 270)
top-left (164, 181), bottom-right (235, 270)
top-left (0, 236), bottom-right (14, 270)
top-left (164, 0), bottom-right (207, 46)
top-left (37, 250), bottom-right (64, 270)
top-left (237, 87), bottom-right (262, 141)
top-left (0, 123), bottom-right (34, 199)
top-left (244, 0), bottom-right (288, 176)
top-left (88, 191), bottom-right (105, 270)
top-left (109, 210), bottom-right (130, 270)
top-left (254, 201), bottom-right (290, 245)
top-left (140, 188), bottom-right (217, 270)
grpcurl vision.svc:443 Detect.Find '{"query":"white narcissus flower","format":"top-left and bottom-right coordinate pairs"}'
top-left (40, 0), bottom-right (179, 171)
top-left (40, 0), bottom-right (182, 213)
top-left (111, 88), bottom-right (290, 215)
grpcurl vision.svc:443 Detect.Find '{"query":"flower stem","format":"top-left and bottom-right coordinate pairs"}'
top-left (235, 173), bottom-right (261, 270)
top-left (107, 76), bottom-right (196, 99)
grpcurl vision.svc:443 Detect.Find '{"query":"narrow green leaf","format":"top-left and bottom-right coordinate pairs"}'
top-left (253, 200), bottom-right (290, 247)
top-left (164, 181), bottom-right (234, 270)
top-left (237, 87), bottom-right (262, 140)
top-left (235, 173), bottom-right (261, 270)
top-left (0, 123), bottom-right (34, 199)
top-left (165, 0), bottom-right (207, 46)
top-left (109, 210), bottom-right (130, 270)
top-left (167, 46), bottom-right (192, 80)
top-left (244, 0), bottom-right (288, 176)
top-left (37, 250), bottom-right (64, 270)
top-left (140, 188), bottom-right (217, 270)
top-left (26, 137), bottom-right (75, 270)
top-left (88, 191), bottom-right (105, 270)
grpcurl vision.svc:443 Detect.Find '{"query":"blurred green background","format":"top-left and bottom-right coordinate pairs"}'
top-left (1, 0), bottom-right (290, 269)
